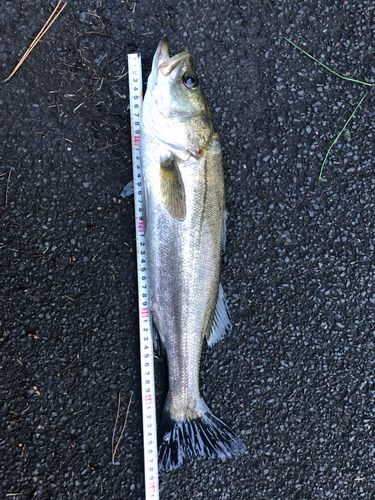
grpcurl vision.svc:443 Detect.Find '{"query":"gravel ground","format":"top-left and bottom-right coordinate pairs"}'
top-left (1, 1), bottom-right (375, 499)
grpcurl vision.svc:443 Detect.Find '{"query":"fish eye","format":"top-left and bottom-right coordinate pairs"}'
top-left (183, 74), bottom-right (199, 89)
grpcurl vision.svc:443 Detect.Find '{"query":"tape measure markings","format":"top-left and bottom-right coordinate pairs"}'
top-left (127, 53), bottom-right (159, 500)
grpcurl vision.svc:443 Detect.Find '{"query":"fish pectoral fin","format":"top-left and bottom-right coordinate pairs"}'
top-left (206, 283), bottom-right (232, 347)
top-left (119, 180), bottom-right (134, 198)
top-left (160, 155), bottom-right (186, 221)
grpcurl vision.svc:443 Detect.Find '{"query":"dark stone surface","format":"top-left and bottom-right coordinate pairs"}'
top-left (1, 1), bottom-right (375, 498)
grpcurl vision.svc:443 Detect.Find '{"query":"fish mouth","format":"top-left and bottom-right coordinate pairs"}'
top-left (154, 40), bottom-right (190, 76)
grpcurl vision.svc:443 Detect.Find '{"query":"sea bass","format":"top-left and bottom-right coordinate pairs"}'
top-left (140, 41), bottom-right (246, 472)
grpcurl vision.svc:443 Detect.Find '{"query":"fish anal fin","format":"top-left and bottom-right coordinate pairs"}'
top-left (151, 315), bottom-right (166, 359)
top-left (206, 283), bottom-right (232, 347)
top-left (160, 155), bottom-right (186, 221)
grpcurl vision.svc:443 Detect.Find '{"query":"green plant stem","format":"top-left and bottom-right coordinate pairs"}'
top-left (284, 38), bottom-right (372, 87)
top-left (319, 92), bottom-right (368, 179)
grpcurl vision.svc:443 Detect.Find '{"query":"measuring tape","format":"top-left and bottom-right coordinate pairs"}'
top-left (128, 53), bottom-right (159, 500)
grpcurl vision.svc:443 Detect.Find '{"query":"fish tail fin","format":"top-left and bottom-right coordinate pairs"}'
top-left (158, 403), bottom-right (246, 472)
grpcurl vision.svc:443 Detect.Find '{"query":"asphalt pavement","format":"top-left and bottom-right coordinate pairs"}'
top-left (1, 1), bottom-right (375, 499)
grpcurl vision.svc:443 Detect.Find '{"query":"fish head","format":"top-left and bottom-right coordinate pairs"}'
top-left (143, 41), bottom-right (215, 159)
top-left (150, 40), bottom-right (208, 118)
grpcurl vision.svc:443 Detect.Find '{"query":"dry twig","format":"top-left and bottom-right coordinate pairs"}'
top-left (3, 0), bottom-right (67, 83)
top-left (112, 391), bottom-right (133, 464)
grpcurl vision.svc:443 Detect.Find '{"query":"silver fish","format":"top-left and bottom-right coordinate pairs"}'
top-left (140, 41), bottom-right (246, 471)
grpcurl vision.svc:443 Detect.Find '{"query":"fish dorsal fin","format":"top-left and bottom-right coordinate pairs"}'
top-left (206, 283), bottom-right (232, 347)
top-left (222, 209), bottom-right (227, 252)
top-left (160, 155), bottom-right (186, 221)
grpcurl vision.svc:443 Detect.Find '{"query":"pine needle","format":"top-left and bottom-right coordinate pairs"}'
top-left (111, 391), bottom-right (133, 465)
top-left (3, 0), bottom-right (67, 83)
